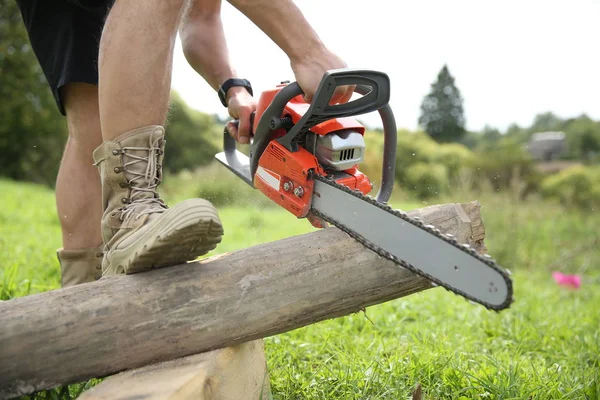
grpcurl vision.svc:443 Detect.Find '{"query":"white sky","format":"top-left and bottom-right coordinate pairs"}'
top-left (171, 0), bottom-right (600, 132)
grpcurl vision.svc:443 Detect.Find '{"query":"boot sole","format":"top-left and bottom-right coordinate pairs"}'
top-left (105, 199), bottom-right (224, 275)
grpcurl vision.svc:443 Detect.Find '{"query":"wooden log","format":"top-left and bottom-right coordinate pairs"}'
top-left (0, 201), bottom-right (487, 398)
top-left (79, 340), bottom-right (271, 400)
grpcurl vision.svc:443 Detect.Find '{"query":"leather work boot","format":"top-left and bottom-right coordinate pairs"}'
top-left (92, 125), bottom-right (223, 276)
top-left (56, 246), bottom-right (104, 287)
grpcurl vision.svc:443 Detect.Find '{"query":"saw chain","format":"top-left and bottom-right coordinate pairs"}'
top-left (310, 173), bottom-right (514, 311)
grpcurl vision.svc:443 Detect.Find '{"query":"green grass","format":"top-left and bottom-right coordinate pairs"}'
top-left (1, 177), bottom-right (599, 399)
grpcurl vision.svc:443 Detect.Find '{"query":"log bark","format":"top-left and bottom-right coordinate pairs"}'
top-left (0, 201), bottom-right (486, 398)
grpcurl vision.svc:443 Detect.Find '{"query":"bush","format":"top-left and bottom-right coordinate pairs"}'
top-left (359, 129), bottom-right (387, 190)
top-left (469, 137), bottom-right (535, 192)
top-left (395, 130), bottom-right (439, 185)
top-left (163, 92), bottom-right (222, 174)
top-left (540, 165), bottom-right (600, 209)
top-left (0, 0), bottom-right (69, 187)
top-left (434, 143), bottom-right (473, 182)
top-left (403, 162), bottom-right (449, 199)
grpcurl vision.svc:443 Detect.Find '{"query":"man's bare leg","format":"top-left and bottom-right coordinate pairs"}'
top-left (56, 83), bottom-right (103, 250)
top-left (92, 0), bottom-right (223, 276)
top-left (55, 83), bottom-right (104, 287)
top-left (98, 0), bottom-right (185, 140)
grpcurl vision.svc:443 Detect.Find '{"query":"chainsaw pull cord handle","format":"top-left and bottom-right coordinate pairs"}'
top-left (221, 113), bottom-right (256, 186)
top-left (223, 112), bottom-right (255, 149)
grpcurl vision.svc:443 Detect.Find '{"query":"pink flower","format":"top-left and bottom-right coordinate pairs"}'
top-left (552, 272), bottom-right (582, 289)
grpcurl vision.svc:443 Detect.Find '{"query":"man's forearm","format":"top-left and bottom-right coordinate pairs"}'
top-left (226, 0), bottom-right (326, 62)
top-left (180, 7), bottom-right (237, 92)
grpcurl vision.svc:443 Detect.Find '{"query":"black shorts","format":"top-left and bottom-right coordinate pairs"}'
top-left (16, 0), bottom-right (114, 115)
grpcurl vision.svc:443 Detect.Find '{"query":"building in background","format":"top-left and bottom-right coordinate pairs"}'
top-left (526, 131), bottom-right (567, 161)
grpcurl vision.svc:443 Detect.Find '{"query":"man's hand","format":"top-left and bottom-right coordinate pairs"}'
top-left (226, 87), bottom-right (256, 144)
top-left (291, 46), bottom-right (354, 104)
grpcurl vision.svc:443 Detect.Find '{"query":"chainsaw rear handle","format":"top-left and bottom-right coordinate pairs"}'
top-left (278, 69), bottom-right (391, 153)
top-left (248, 69), bottom-right (397, 204)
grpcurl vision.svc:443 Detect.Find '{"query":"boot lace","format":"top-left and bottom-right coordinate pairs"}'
top-left (117, 132), bottom-right (167, 222)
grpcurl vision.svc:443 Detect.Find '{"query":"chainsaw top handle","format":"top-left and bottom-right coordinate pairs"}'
top-left (248, 68), bottom-right (397, 204)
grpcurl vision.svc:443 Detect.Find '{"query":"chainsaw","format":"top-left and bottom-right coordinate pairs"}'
top-left (215, 69), bottom-right (513, 311)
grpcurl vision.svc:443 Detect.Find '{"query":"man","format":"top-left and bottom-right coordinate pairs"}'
top-left (16, 0), bottom-right (353, 397)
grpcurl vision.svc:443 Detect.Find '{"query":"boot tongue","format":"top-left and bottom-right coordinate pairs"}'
top-left (117, 128), bottom-right (167, 223)
top-left (122, 129), bottom-right (164, 201)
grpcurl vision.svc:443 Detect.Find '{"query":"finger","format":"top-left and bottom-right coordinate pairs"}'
top-left (226, 121), bottom-right (238, 140)
top-left (339, 85), bottom-right (355, 104)
top-left (303, 93), bottom-right (313, 104)
top-left (330, 85), bottom-right (349, 104)
top-left (237, 107), bottom-right (252, 144)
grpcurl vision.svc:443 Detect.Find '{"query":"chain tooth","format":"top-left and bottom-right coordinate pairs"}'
top-left (310, 174), bottom-right (514, 311)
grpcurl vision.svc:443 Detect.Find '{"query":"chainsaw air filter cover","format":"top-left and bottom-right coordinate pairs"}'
top-left (307, 129), bottom-right (365, 171)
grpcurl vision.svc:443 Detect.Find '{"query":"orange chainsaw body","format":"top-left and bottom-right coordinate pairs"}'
top-left (252, 84), bottom-right (373, 226)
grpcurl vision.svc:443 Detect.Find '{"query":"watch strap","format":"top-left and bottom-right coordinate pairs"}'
top-left (218, 78), bottom-right (253, 107)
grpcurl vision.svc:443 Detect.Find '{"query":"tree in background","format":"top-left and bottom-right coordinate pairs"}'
top-left (164, 92), bottom-right (220, 174)
top-left (418, 65), bottom-right (466, 143)
top-left (0, 0), bottom-right (222, 187)
top-left (562, 114), bottom-right (600, 161)
top-left (528, 111), bottom-right (563, 134)
top-left (0, 0), bottom-right (68, 186)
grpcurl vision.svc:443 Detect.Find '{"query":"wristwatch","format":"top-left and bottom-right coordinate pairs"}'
top-left (218, 78), bottom-right (253, 107)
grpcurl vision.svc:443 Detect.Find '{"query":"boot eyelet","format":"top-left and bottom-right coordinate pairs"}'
top-left (112, 149), bottom-right (120, 156)
top-left (119, 182), bottom-right (129, 188)
top-left (114, 167), bottom-right (122, 173)
top-left (121, 198), bottom-right (131, 204)
top-left (96, 252), bottom-right (104, 258)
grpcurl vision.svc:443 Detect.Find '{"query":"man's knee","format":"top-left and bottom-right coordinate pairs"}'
top-left (61, 83), bottom-right (99, 117)
top-left (61, 83), bottom-right (102, 144)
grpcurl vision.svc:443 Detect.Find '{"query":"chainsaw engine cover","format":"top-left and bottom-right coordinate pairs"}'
top-left (254, 141), bottom-right (322, 218)
top-left (306, 129), bottom-right (365, 171)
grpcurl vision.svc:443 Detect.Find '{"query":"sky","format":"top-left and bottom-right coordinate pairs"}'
top-left (171, 0), bottom-right (600, 132)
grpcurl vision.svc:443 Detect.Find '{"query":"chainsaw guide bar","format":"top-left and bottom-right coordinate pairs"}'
top-left (309, 173), bottom-right (514, 311)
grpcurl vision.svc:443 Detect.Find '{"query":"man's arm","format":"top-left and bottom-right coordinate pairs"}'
top-left (226, 0), bottom-right (353, 103)
top-left (180, 0), bottom-right (235, 91)
top-left (179, 0), bottom-right (254, 143)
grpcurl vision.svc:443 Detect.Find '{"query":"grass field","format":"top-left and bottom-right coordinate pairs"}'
top-left (1, 177), bottom-right (599, 399)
